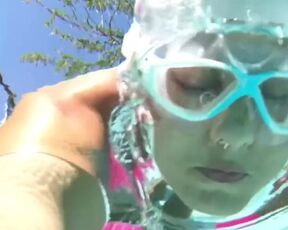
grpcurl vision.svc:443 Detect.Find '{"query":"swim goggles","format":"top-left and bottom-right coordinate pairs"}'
top-left (136, 44), bottom-right (288, 135)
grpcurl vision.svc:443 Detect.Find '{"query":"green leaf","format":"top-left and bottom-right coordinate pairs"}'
top-left (22, 0), bottom-right (134, 79)
top-left (53, 9), bottom-right (69, 18)
top-left (20, 53), bottom-right (53, 66)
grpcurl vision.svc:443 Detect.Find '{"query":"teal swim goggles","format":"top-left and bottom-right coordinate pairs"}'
top-left (136, 30), bottom-right (288, 135)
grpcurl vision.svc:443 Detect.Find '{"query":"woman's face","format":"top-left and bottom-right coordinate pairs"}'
top-left (151, 101), bottom-right (288, 216)
top-left (146, 31), bottom-right (288, 216)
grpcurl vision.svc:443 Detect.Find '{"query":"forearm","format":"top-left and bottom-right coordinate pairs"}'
top-left (0, 152), bottom-right (78, 230)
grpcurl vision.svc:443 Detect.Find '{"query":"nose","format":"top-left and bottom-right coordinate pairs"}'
top-left (209, 98), bottom-right (258, 151)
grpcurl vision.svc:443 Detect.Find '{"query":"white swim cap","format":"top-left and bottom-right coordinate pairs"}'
top-left (121, 0), bottom-right (205, 58)
top-left (121, 0), bottom-right (288, 59)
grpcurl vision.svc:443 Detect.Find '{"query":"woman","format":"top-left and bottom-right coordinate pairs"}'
top-left (1, 0), bottom-right (288, 229)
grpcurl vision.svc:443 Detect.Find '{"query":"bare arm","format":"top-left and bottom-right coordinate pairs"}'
top-left (0, 152), bottom-right (107, 230)
top-left (0, 68), bottom-right (119, 229)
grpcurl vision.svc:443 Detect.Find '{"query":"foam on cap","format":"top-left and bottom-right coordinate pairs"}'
top-left (203, 0), bottom-right (288, 24)
top-left (121, 0), bottom-right (288, 59)
top-left (134, 0), bottom-right (203, 37)
top-left (121, 0), bottom-right (204, 59)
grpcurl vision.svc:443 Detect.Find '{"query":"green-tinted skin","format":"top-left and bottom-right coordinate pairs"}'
top-left (147, 32), bottom-right (288, 216)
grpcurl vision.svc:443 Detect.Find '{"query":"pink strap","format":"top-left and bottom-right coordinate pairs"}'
top-left (103, 222), bottom-right (144, 230)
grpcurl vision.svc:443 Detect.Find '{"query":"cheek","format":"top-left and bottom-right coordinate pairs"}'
top-left (249, 150), bottom-right (288, 192)
top-left (256, 126), bottom-right (288, 146)
top-left (152, 120), bottom-right (209, 175)
top-left (154, 125), bottom-right (189, 160)
top-left (263, 152), bottom-right (288, 177)
top-left (151, 105), bottom-right (212, 168)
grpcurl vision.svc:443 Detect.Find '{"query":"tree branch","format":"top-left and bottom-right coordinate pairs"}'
top-left (34, 0), bottom-right (122, 45)
top-left (0, 73), bottom-right (17, 121)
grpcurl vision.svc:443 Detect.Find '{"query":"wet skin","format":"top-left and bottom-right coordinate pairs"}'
top-left (145, 31), bottom-right (288, 216)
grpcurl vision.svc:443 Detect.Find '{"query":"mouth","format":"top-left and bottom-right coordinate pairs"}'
top-left (194, 166), bottom-right (249, 183)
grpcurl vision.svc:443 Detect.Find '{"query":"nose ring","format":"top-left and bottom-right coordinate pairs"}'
top-left (217, 138), bottom-right (231, 150)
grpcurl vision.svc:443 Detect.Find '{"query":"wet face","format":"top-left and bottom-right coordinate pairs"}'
top-left (151, 103), bottom-right (288, 216)
top-left (145, 29), bottom-right (288, 216)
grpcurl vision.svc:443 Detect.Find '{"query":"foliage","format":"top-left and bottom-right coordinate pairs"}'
top-left (21, 0), bottom-right (134, 79)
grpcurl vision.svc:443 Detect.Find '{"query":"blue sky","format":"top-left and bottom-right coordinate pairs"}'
top-left (0, 1), bottom-right (130, 121)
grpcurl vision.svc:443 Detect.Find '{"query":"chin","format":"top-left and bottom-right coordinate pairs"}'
top-left (196, 204), bottom-right (244, 216)
top-left (181, 189), bottom-right (251, 217)
top-left (196, 197), bottom-right (251, 217)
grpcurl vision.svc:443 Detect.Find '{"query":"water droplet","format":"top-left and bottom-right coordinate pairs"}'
top-left (197, 47), bottom-right (204, 57)
top-left (218, 33), bottom-right (224, 39)
top-left (278, 38), bottom-right (284, 46)
top-left (246, 9), bottom-right (252, 21)
top-left (200, 91), bottom-right (216, 105)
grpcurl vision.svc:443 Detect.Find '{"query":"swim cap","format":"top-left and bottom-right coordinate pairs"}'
top-left (121, 0), bottom-right (205, 58)
top-left (121, 0), bottom-right (288, 59)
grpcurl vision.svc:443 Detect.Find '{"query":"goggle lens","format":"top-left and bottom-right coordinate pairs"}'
top-left (158, 66), bottom-right (237, 113)
top-left (148, 64), bottom-right (288, 134)
top-left (260, 77), bottom-right (288, 123)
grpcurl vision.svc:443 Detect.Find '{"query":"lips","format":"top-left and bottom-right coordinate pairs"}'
top-left (195, 167), bottom-right (248, 183)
